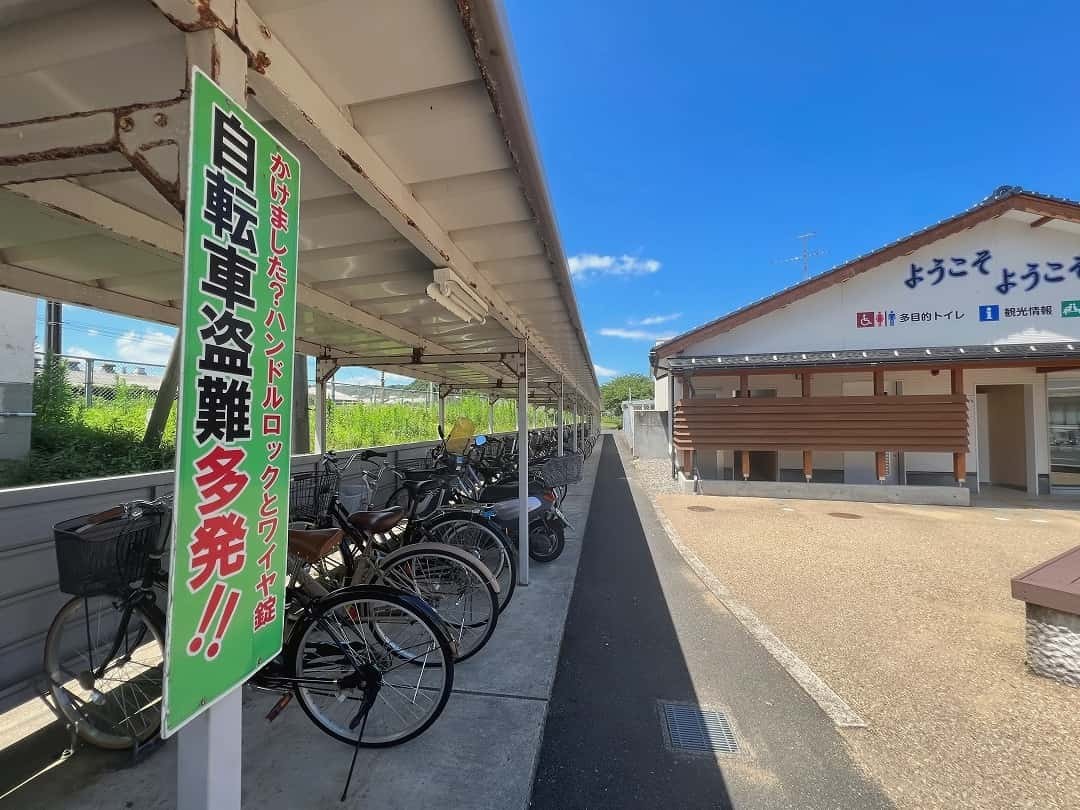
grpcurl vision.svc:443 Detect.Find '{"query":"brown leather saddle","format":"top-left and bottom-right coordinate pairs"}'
top-left (346, 506), bottom-right (405, 534)
top-left (287, 527), bottom-right (343, 563)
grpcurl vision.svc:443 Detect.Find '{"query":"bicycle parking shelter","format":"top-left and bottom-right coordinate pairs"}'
top-left (0, 2), bottom-right (600, 808)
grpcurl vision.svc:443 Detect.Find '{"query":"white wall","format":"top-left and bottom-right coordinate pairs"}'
top-left (653, 374), bottom-right (669, 411)
top-left (0, 291), bottom-right (36, 460)
top-left (687, 215), bottom-right (1080, 355)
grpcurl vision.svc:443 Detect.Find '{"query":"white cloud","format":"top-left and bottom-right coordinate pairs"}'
top-left (599, 327), bottom-right (677, 342)
top-left (115, 330), bottom-right (175, 365)
top-left (594, 363), bottom-right (620, 378)
top-left (630, 313), bottom-right (681, 326)
top-left (87, 328), bottom-right (100, 337)
top-left (66, 345), bottom-right (95, 358)
top-left (568, 253), bottom-right (662, 279)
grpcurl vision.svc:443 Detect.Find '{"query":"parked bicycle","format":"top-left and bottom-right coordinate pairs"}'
top-left (44, 498), bottom-right (455, 750)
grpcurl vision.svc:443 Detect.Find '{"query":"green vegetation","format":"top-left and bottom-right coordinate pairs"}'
top-left (0, 355), bottom-right (175, 487)
top-left (0, 361), bottom-right (563, 487)
top-left (321, 396), bottom-right (551, 449)
top-left (600, 373), bottom-right (654, 417)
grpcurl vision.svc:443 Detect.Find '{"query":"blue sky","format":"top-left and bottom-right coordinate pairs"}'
top-left (36, 2), bottom-right (1080, 383)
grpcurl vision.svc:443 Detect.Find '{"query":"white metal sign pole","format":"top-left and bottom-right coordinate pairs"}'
top-left (517, 341), bottom-right (529, 586)
top-left (178, 688), bottom-right (242, 810)
top-left (557, 379), bottom-right (565, 455)
top-left (177, 29), bottom-right (247, 810)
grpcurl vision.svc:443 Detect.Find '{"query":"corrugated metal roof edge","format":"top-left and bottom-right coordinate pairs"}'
top-left (650, 186), bottom-right (1080, 370)
top-left (666, 340), bottom-right (1080, 371)
top-left (457, 0), bottom-right (600, 402)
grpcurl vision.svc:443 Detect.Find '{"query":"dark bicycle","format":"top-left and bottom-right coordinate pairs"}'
top-left (43, 498), bottom-right (456, 750)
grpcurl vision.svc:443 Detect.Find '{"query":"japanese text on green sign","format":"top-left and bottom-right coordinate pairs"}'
top-left (163, 68), bottom-right (300, 736)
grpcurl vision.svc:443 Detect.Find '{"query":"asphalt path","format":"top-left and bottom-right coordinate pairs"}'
top-left (530, 435), bottom-right (892, 810)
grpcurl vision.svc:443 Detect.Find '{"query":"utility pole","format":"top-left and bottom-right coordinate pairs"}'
top-left (775, 232), bottom-right (826, 280)
top-left (45, 300), bottom-right (62, 355)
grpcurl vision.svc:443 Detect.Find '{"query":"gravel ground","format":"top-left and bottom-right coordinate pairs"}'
top-left (644, 487), bottom-right (1080, 810)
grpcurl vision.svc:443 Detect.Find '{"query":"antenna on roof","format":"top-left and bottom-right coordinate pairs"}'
top-left (774, 232), bottom-right (826, 280)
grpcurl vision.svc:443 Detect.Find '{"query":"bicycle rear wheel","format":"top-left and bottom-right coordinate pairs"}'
top-left (287, 585), bottom-right (454, 747)
top-left (44, 594), bottom-right (165, 749)
top-left (423, 516), bottom-right (516, 613)
top-left (372, 546), bottom-right (498, 662)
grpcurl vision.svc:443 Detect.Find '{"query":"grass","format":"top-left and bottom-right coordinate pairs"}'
top-left (1, 357), bottom-right (562, 486)
top-left (322, 397), bottom-right (547, 449)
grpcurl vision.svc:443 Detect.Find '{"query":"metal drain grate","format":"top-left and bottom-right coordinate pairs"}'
top-left (687, 505), bottom-right (715, 513)
top-left (660, 702), bottom-right (740, 755)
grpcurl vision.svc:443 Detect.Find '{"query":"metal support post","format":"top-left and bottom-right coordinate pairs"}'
top-left (314, 359), bottom-right (336, 454)
top-left (438, 385), bottom-right (448, 433)
top-left (557, 379), bottom-right (565, 455)
top-left (517, 344), bottom-right (529, 586)
top-left (572, 398), bottom-right (579, 452)
top-left (488, 396), bottom-right (496, 434)
top-left (292, 353), bottom-right (310, 454)
top-left (314, 378), bottom-right (327, 453)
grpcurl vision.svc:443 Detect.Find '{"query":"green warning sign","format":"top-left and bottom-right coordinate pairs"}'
top-left (162, 68), bottom-right (300, 736)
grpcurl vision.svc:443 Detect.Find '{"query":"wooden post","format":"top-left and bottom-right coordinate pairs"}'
top-left (801, 373), bottom-right (813, 482)
top-left (873, 369), bottom-right (886, 483)
top-left (952, 367), bottom-right (966, 486)
top-left (739, 373), bottom-right (750, 480)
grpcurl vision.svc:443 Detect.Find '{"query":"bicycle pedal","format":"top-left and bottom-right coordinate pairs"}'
top-left (265, 692), bottom-right (292, 722)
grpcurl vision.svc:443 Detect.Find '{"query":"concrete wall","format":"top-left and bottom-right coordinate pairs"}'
top-left (629, 410), bottom-right (669, 458)
top-left (0, 291), bottom-right (35, 460)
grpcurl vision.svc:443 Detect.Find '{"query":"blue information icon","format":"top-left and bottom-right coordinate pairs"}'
top-left (979, 304), bottom-right (1000, 322)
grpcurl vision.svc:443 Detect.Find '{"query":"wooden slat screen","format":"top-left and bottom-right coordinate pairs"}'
top-left (673, 395), bottom-right (968, 453)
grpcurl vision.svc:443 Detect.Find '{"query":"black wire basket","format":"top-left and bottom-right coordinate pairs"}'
top-left (289, 469), bottom-right (341, 524)
top-left (533, 452), bottom-right (584, 487)
top-left (54, 510), bottom-right (164, 597)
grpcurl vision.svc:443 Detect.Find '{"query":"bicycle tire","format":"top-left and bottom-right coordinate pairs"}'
top-left (369, 545), bottom-right (499, 662)
top-left (286, 584), bottom-right (454, 747)
top-left (421, 514), bottom-right (517, 613)
top-left (44, 595), bottom-right (165, 749)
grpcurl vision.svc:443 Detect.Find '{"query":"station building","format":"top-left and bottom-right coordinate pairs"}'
top-left (651, 187), bottom-right (1080, 505)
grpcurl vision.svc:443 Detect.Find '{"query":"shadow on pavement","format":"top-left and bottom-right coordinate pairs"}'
top-left (530, 435), bottom-right (734, 809)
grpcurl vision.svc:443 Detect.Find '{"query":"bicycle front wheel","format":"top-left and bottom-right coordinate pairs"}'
top-left (287, 585), bottom-right (454, 747)
top-left (44, 594), bottom-right (165, 749)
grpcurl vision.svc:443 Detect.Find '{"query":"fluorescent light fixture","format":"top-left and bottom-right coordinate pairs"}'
top-left (426, 267), bottom-right (489, 323)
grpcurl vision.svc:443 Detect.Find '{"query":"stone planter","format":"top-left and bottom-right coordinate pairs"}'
top-left (1025, 603), bottom-right (1080, 687)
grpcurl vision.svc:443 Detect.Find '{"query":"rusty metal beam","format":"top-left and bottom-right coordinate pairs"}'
top-left (0, 97), bottom-right (189, 210)
top-left (146, 0), bottom-right (593, 406)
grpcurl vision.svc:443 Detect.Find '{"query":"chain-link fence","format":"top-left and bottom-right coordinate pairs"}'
top-left (326, 380), bottom-right (432, 406)
top-left (33, 352), bottom-right (167, 407)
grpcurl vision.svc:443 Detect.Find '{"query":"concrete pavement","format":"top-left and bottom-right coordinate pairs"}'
top-left (0, 445), bottom-right (600, 810)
